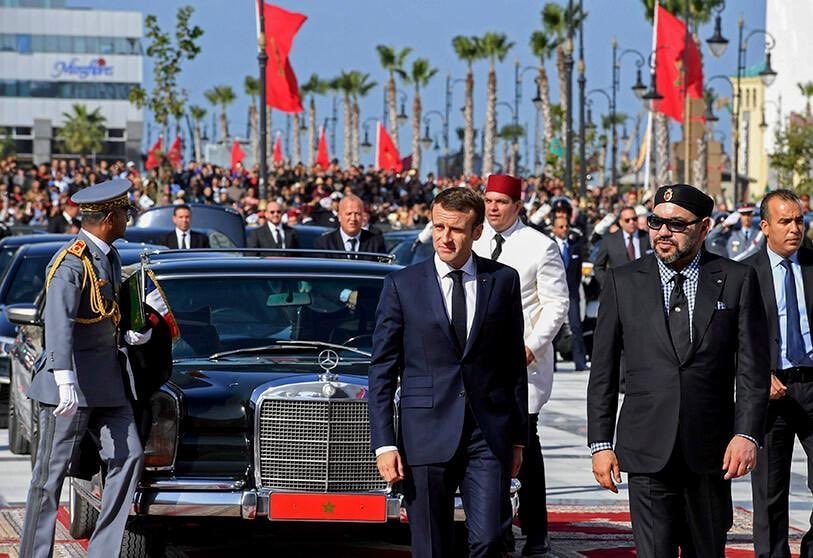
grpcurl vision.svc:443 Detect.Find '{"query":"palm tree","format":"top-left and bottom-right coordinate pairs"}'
top-left (376, 45), bottom-right (412, 150)
top-left (301, 74), bottom-right (328, 167)
top-left (452, 35), bottom-right (485, 176)
top-left (480, 32), bottom-right (514, 176)
top-left (331, 72), bottom-right (355, 168)
top-left (189, 105), bottom-right (207, 162)
top-left (57, 104), bottom-right (106, 155)
top-left (349, 72), bottom-right (377, 165)
top-left (542, 3), bottom-right (587, 142)
top-left (498, 124), bottom-right (525, 175)
top-left (404, 58), bottom-right (438, 174)
top-left (244, 76), bottom-right (260, 166)
top-left (530, 31), bottom-right (557, 172)
top-left (204, 85), bottom-right (236, 143)
top-left (798, 81), bottom-right (813, 118)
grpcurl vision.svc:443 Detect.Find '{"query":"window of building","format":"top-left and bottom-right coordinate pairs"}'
top-left (106, 128), bottom-right (125, 139)
top-left (13, 127), bottom-right (32, 137)
top-left (44, 35), bottom-right (58, 53)
top-left (99, 37), bottom-right (114, 54)
top-left (0, 79), bottom-right (136, 100)
top-left (56, 35), bottom-right (71, 53)
top-left (15, 34), bottom-right (32, 53)
top-left (0, 35), bottom-right (15, 52)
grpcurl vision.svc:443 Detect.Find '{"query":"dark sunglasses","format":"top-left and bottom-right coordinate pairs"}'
top-left (267, 210), bottom-right (282, 214)
top-left (647, 214), bottom-right (702, 233)
top-left (621, 217), bottom-right (636, 223)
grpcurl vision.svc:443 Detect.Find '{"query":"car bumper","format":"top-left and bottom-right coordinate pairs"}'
top-left (133, 479), bottom-right (521, 523)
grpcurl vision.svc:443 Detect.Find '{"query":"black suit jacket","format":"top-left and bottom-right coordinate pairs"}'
top-left (594, 229), bottom-right (651, 287)
top-left (314, 229), bottom-right (386, 256)
top-left (553, 233), bottom-right (585, 298)
top-left (746, 246), bottom-right (813, 370)
top-left (162, 230), bottom-right (210, 249)
top-left (47, 215), bottom-right (76, 234)
top-left (587, 251), bottom-right (770, 474)
top-left (368, 255), bottom-right (528, 467)
top-left (246, 224), bottom-right (300, 250)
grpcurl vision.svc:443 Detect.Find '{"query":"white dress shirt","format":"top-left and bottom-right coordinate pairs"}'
top-left (268, 223), bottom-right (286, 247)
top-left (767, 247), bottom-right (813, 369)
top-left (623, 230), bottom-right (642, 259)
top-left (473, 219), bottom-right (569, 412)
top-left (339, 229), bottom-right (361, 251)
top-left (175, 228), bottom-right (190, 249)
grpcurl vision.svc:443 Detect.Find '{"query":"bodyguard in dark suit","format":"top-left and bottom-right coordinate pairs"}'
top-left (587, 184), bottom-right (770, 557)
top-left (21, 179), bottom-right (149, 558)
top-left (161, 204), bottom-right (210, 249)
top-left (314, 194), bottom-right (386, 256)
top-left (47, 199), bottom-right (80, 233)
top-left (747, 189), bottom-right (813, 558)
top-left (593, 206), bottom-right (651, 286)
top-left (246, 201), bottom-right (300, 250)
top-left (550, 213), bottom-right (588, 371)
top-left (369, 187), bottom-right (528, 558)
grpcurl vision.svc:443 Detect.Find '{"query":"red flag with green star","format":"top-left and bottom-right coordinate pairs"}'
top-left (654, 5), bottom-right (703, 122)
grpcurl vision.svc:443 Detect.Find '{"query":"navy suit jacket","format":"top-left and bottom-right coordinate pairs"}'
top-left (368, 254), bottom-right (528, 468)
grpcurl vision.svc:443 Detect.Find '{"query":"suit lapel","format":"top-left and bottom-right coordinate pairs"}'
top-left (799, 247), bottom-right (813, 319)
top-left (639, 256), bottom-right (677, 361)
top-left (422, 259), bottom-right (458, 351)
top-left (684, 254), bottom-right (725, 364)
top-left (463, 256), bottom-right (494, 359)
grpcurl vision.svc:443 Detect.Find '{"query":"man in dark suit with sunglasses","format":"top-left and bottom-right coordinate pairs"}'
top-left (594, 206), bottom-right (651, 287)
top-left (588, 184), bottom-right (769, 557)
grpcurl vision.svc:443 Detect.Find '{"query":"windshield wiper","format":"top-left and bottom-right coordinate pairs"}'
top-left (208, 340), bottom-right (371, 360)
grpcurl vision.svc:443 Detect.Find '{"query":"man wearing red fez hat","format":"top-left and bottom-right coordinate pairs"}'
top-left (588, 183), bottom-right (769, 556)
top-left (47, 197), bottom-right (81, 234)
top-left (473, 173), bottom-right (569, 556)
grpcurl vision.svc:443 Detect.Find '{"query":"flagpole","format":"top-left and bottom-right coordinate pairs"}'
top-left (644, 0), bottom-right (660, 192)
top-left (682, 0), bottom-right (691, 184)
top-left (375, 122), bottom-right (381, 170)
top-left (256, 0), bottom-right (269, 200)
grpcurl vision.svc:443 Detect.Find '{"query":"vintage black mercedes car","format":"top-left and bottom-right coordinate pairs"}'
top-left (8, 251), bottom-right (518, 556)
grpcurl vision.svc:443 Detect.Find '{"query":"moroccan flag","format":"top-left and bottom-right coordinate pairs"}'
top-left (144, 268), bottom-right (180, 342)
top-left (230, 140), bottom-right (246, 168)
top-left (654, 5), bottom-right (703, 122)
top-left (167, 136), bottom-right (182, 170)
top-left (260, 2), bottom-right (306, 113)
top-left (376, 122), bottom-right (402, 172)
top-left (272, 132), bottom-right (284, 164)
top-left (145, 137), bottom-right (162, 170)
top-left (316, 126), bottom-right (329, 168)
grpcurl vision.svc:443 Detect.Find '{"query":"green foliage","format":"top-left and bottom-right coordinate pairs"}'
top-left (0, 128), bottom-right (15, 157)
top-left (480, 32), bottom-right (514, 63)
top-left (244, 75), bottom-right (260, 100)
top-left (57, 104), bottom-right (106, 155)
top-left (129, 6), bottom-right (203, 127)
top-left (542, 2), bottom-right (587, 44)
top-left (405, 58), bottom-right (438, 90)
top-left (640, 0), bottom-right (723, 24)
top-left (188, 105), bottom-right (206, 123)
top-left (376, 45), bottom-right (412, 80)
top-left (204, 85), bottom-right (236, 110)
top-left (498, 124), bottom-right (525, 140)
top-left (770, 120), bottom-right (813, 194)
top-left (530, 31), bottom-right (556, 62)
top-left (302, 74), bottom-right (329, 97)
top-left (452, 35), bottom-right (484, 65)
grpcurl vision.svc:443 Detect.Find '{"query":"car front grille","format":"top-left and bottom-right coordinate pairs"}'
top-left (257, 398), bottom-right (386, 492)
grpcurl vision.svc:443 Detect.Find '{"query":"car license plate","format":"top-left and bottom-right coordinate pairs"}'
top-left (269, 493), bottom-right (387, 522)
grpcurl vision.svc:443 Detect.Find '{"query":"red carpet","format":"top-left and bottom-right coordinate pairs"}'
top-left (0, 504), bottom-right (804, 556)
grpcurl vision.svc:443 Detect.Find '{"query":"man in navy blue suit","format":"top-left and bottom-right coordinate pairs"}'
top-left (369, 187), bottom-right (528, 558)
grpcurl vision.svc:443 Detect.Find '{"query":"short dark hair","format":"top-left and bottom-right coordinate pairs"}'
top-left (173, 204), bottom-right (191, 216)
top-left (760, 189), bottom-right (801, 223)
top-left (80, 210), bottom-right (107, 225)
top-left (431, 187), bottom-right (485, 228)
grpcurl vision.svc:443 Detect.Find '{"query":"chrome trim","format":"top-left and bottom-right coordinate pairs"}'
top-left (241, 491), bottom-right (257, 520)
top-left (141, 478), bottom-right (245, 491)
top-left (153, 273), bottom-right (389, 282)
top-left (135, 490), bottom-right (244, 518)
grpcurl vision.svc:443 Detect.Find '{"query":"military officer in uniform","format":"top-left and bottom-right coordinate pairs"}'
top-left (473, 174), bottom-right (569, 556)
top-left (21, 179), bottom-right (151, 558)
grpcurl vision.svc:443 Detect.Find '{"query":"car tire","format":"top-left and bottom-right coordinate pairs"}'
top-left (8, 386), bottom-right (29, 454)
top-left (120, 520), bottom-right (166, 558)
top-left (68, 480), bottom-right (98, 539)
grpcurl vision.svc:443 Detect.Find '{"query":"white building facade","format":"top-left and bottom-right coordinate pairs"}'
top-left (0, 0), bottom-right (143, 164)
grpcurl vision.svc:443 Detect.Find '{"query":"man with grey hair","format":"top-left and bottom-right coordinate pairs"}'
top-left (315, 194), bottom-right (386, 256)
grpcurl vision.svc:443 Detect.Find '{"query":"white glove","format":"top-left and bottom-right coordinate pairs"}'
top-left (124, 328), bottom-right (152, 346)
top-left (417, 221), bottom-right (433, 244)
top-left (723, 211), bottom-right (741, 227)
top-left (53, 369), bottom-right (79, 417)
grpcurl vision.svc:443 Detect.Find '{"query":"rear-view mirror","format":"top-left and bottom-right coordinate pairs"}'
top-left (266, 292), bottom-right (312, 307)
top-left (5, 303), bottom-right (40, 326)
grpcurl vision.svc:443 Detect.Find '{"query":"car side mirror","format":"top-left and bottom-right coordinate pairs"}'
top-left (5, 303), bottom-right (41, 326)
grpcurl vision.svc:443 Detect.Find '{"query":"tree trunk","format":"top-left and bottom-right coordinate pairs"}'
top-left (193, 125), bottom-right (202, 163)
top-left (266, 108), bottom-right (273, 169)
top-left (249, 103), bottom-right (259, 167)
top-left (292, 111), bottom-right (302, 164)
top-left (351, 100), bottom-right (360, 166)
top-left (556, 46), bottom-right (567, 141)
top-left (598, 142), bottom-right (607, 186)
top-left (693, 131), bottom-right (708, 191)
top-left (510, 140), bottom-right (519, 176)
top-left (483, 62), bottom-right (497, 176)
top-left (464, 65), bottom-right (474, 177)
top-left (502, 140), bottom-right (509, 173)
top-left (412, 91), bottom-right (421, 173)
top-left (655, 113), bottom-right (670, 186)
top-left (307, 97), bottom-right (316, 167)
top-left (219, 110), bottom-right (229, 143)
top-left (538, 66), bottom-right (553, 173)
top-left (342, 95), bottom-right (351, 168)
top-left (388, 75), bottom-right (398, 150)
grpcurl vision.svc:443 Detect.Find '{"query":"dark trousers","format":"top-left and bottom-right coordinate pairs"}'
top-left (517, 412), bottom-right (549, 552)
top-left (628, 446), bottom-right (732, 558)
top-left (404, 410), bottom-right (511, 558)
top-left (752, 378), bottom-right (813, 558)
top-left (568, 296), bottom-right (588, 370)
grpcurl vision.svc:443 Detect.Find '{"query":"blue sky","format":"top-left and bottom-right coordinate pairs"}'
top-left (73, 0), bottom-right (766, 166)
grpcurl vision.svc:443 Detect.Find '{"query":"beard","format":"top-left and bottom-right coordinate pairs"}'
top-left (654, 233), bottom-right (701, 265)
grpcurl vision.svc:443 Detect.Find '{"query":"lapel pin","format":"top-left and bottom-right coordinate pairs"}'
top-left (716, 279), bottom-right (722, 284)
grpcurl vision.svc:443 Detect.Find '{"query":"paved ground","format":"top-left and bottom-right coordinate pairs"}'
top-left (0, 363), bottom-right (809, 552)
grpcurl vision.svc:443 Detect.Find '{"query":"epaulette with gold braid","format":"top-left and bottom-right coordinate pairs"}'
top-left (66, 239), bottom-right (87, 258)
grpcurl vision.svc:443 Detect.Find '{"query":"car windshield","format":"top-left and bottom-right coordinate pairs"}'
top-left (5, 255), bottom-right (51, 304)
top-left (0, 247), bottom-right (19, 281)
top-left (158, 275), bottom-right (384, 359)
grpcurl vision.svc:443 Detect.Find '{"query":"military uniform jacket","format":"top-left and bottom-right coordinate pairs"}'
top-left (28, 231), bottom-right (128, 407)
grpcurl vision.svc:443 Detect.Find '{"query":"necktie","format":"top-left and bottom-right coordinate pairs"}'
top-left (626, 234), bottom-right (636, 261)
top-left (668, 274), bottom-right (691, 360)
top-left (780, 259), bottom-right (810, 365)
top-left (348, 237), bottom-right (358, 260)
top-left (491, 234), bottom-right (505, 260)
top-left (449, 270), bottom-right (467, 352)
top-left (743, 229), bottom-right (749, 243)
top-left (181, 232), bottom-right (188, 249)
top-left (273, 227), bottom-right (283, 248)
top-left (560, 240), bottom-right (570, 265)
top-left (106, 249), bottom-right (119, 294)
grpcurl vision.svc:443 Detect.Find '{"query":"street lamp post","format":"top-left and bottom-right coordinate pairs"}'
top-left (256, 0), bottom-right (268, 199)
top-left (330, 96), bottom-right (338, 156)
top-left (360, 117), bottom-right (377, 156)
top-left (564, 0), bottom-right (575, 193)
top-left (613, 44), bottom-right (647, 189)
top-left (587, 90), bottom-right (612, 185)
top-left (577, 2), bottom-right (586, 196)
top-left (514, 60), bottom-right (538, 176)
top-left (497, 101), bottom-right (518, 173)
